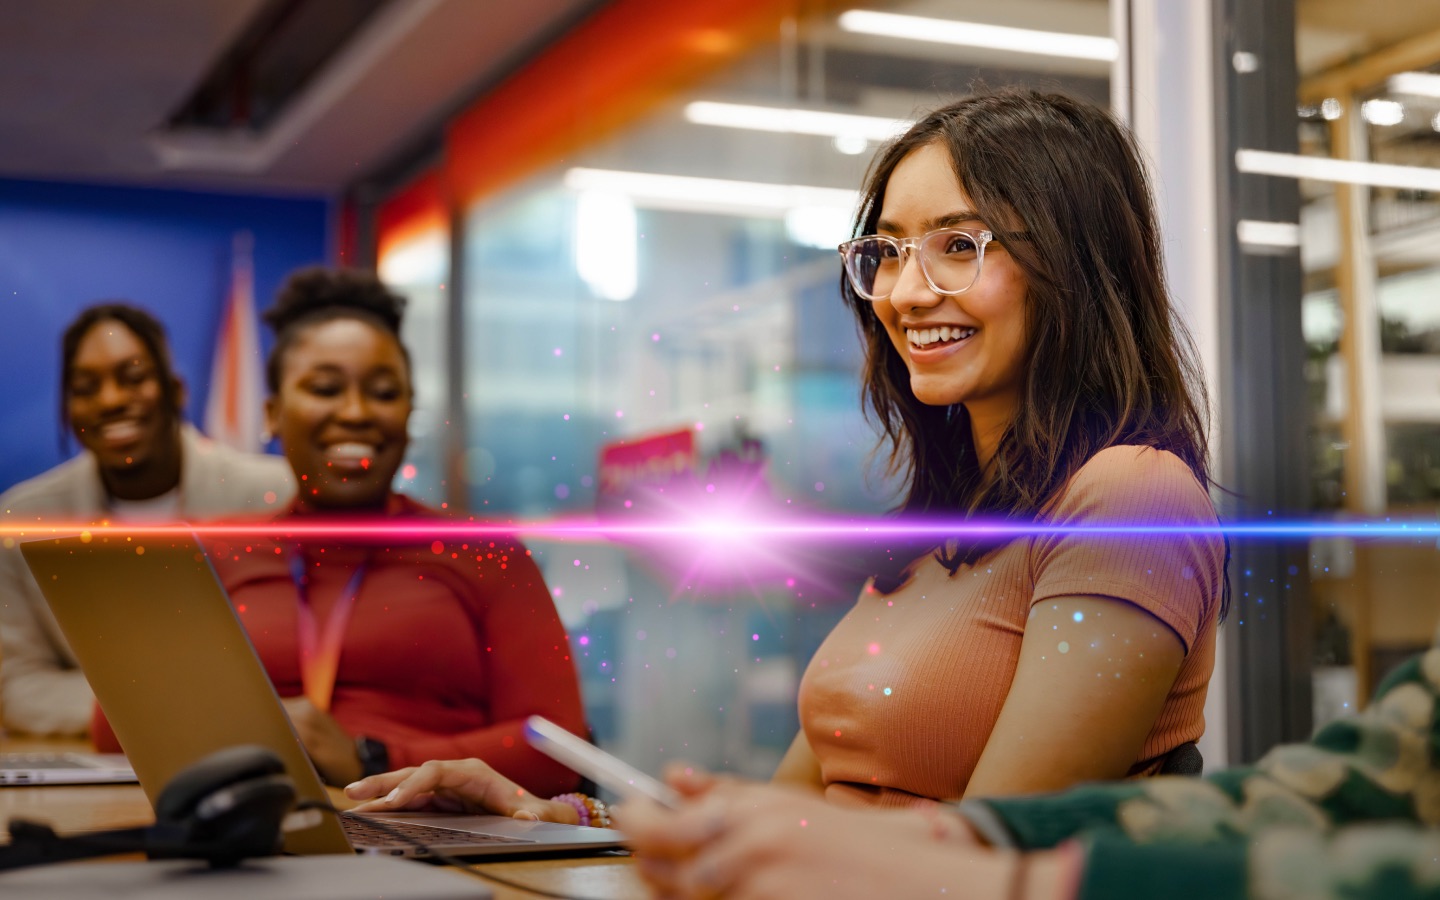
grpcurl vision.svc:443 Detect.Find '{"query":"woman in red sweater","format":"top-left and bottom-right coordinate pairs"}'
top-left (94, 268), bottom-right (585, 794)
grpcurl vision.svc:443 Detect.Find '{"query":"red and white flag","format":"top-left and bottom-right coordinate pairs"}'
top-left (204, 233), bottom-right (265, 452)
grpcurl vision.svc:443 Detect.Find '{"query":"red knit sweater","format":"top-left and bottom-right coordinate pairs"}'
top-left (92, 495), bottom-right (585, 796)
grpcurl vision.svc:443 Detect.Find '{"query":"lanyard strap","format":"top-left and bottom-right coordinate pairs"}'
top-left (288, 551), bottom-right (368, 713)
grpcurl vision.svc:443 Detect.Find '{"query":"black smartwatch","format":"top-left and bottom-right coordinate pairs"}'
top-left (355, 736), bottom-right (391, 778)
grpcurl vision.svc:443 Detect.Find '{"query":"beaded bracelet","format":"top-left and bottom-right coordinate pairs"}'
top-left (549, 792), bottom-right (612, 828)
top-left (551, 792), bottom-right (590, 827)
top-left (582, 795), bottom-right (611, 828)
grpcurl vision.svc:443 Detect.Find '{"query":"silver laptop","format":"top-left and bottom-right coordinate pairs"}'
top-left (20, 533), bottom-right (623, 858)
top-left (0, 752), bottom-right (136, 786)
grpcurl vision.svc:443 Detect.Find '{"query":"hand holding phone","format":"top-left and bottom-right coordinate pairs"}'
top-left (524, 716), bottom-right (682, 808)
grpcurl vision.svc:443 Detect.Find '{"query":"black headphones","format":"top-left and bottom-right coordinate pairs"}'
top-left (0, 745), bottom-right (296, 872)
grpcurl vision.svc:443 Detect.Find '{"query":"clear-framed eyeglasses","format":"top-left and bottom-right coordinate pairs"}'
top-left (838, 228), bottom-right (996, 302)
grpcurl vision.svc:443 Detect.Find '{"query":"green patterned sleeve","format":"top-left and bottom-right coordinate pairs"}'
top-left (1074, 824), bottom-right (1440, 900)
top-left (960, 647), bottom-right (1440, 899)
top-left (969, 649), bottom-right (1440, 846)
top-left (1244, 825), bottom-right (1440, 900)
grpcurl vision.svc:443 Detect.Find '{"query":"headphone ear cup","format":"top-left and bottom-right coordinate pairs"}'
top-left (155, 746), bottom-right (286, 824)
top-left (165, 773), bottom-right (296, 865)
top-left (0, 748), bottom-right (295, 873)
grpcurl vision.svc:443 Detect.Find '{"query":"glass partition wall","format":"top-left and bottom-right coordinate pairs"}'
top-left (451, 1), bottom-right (1113, 775)
top-left (377, 228), bottom-right (451, 509)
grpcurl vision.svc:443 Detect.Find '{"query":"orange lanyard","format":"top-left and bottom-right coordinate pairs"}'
top-left (288, 551), bottom-right (368, 713)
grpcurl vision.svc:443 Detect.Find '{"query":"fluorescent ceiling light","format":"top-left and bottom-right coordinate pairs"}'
top-left (1388, 71), bottom-right (1440, 99)
top-left (838, 10), bottom-right (1117, 62)
top-left (564, 168), bottom-right (859, 218)
top-left (574, 191), bottom-right (637, 301)
top-left (1236, 220), bottom-right (1300, 249)
top-left (684, 101), bottom-right (912, 142)
top-left (1236, 149), bottom-right (1440, 192)
top-left (785, 206), bottom-right (852, 249)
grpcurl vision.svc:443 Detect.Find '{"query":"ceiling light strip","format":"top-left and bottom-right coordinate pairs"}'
top-left (564, 168), bottom-right (859, 217)
top-left (1236, 219), bottom-right (1300, 249)
top-left (837, 10), bottom-right (1117, 62)
top-left (684, 101), bottom-right (912, 141)
top-left (1236, 149), bottom-right (1440, 192)
top-left (1388, 71), bottom-right (1440, 99)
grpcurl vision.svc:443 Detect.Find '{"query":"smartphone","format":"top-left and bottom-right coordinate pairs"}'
top-left (524, 716), bottom-right (682, 808)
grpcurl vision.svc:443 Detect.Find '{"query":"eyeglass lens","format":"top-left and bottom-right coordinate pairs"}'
top-left (844, 230), bottom-right (983, 300)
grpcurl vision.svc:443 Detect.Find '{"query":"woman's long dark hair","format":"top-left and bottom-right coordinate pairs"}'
top-left (848, 89), bottom-right (1225, 616)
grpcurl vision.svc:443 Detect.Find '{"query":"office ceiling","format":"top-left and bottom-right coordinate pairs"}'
top-left (0, 0), bottom-right (598, 194)
top-left (0, 1), bottom-right (1436, 196)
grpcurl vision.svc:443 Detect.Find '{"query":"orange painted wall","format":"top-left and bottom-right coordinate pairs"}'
top-left (444, 0), bottom-right (794, 208)
top-left (375, 0), bottom-right (799, 257)
top-left (376, 167), bottom-right (445, 262)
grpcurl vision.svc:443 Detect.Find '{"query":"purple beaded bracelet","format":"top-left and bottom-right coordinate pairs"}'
top-left (552, 792), bottom-right (590, 827)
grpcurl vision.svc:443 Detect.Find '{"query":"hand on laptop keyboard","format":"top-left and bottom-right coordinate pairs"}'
top-left (345, 758), bottom-right (580, 824)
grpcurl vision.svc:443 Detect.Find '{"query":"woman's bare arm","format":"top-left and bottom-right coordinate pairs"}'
top-left (963, 594), bottom-right (1185, 799)
top-left (771, 729), bottom-right (825, 793)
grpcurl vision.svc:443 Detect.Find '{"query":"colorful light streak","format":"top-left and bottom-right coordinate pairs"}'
top-left (3, 517), bottom-right (1440, 541)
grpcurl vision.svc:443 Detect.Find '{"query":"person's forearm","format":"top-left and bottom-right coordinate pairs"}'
top-left (769, 770), bottom-right (827, 794)
top-left (1, 557), bottom-right (95, 735)
top-left (2, 666), bottom-right (92, 735)
top-left (779, 780), bottom-right (826, 796)
top-left (770, 729), bottom-right (826, 793)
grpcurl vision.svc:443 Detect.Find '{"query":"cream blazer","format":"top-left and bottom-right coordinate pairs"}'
top-left (0, 425), bottom-right (294, 735)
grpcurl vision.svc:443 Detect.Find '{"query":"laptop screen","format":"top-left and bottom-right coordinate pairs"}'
top-left (21, 534), bottom-right (351, 855)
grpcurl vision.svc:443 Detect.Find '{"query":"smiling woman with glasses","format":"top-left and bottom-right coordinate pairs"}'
top-left (612, 87), bottom-right (1230, 899)
top-left (794, 89), bottom-right (1228, 801)
top-left (330, 89), bottom-right (1229, 897)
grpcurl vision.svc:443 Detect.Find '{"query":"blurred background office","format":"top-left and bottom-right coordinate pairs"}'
top-left (1, 0), bottom-right (1438, 779)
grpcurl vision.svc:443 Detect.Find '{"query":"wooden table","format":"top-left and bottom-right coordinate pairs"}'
top-left (0, 736), bottom-right (647, 899)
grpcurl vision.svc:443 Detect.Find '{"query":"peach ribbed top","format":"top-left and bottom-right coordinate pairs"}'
top-left (798, 446), bottom-right (1224, 808)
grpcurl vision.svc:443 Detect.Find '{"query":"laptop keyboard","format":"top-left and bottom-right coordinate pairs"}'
top-left (341, 814), bottom-right (537, 850)
top-left (0, 754), bottom-right (89, 770)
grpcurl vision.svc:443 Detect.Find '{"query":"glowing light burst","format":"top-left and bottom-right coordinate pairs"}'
top-left (5, 518), bottom-right (1440, 540)
top-left (605, 473), bottom-right (827, 603)
top-left (9, 505), bottom-right (1433, 613)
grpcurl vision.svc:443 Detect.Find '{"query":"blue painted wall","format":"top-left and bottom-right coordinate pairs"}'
top-left (0, 178), bottom-right (330, 492)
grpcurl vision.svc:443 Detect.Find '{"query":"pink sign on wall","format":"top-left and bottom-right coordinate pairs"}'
top-left (597, 428), bottom-right (696, 499)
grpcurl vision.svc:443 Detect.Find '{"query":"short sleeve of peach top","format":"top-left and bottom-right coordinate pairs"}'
top-left (797, 445), bottom-right (1224, 808)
